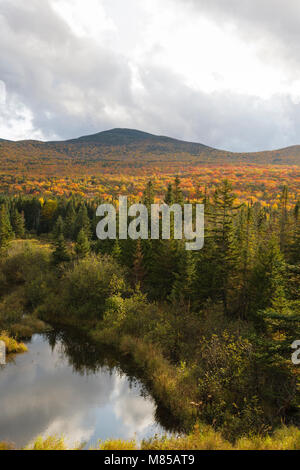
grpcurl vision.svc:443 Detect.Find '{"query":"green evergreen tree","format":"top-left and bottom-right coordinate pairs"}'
top-left (11, 208), bottom-right (25, 238)
top-left (173, 176), bottom-right (184, 205)
top-left (143, 180), bottom-right (155, 208)
top-left (75, 229), bottom-right (90, 259)
top-left (112, 239), bottom-right (122, 262)
top-left (64, 199), bottom-right (76, 240)
top-left (250, 237), bottom-right (287, 317)
top-left (132, 239), bottom-right (145, 287)
top-left (74, 204), bottom-right (91, 239)
top-left (236, 204), bottom-right (256, 317)
top-left (0, 204), bottom-right (13, 249)
top-left (279, 186), bottom-right (290, 254)
top-left (53, 234), bottom-right (71, 265)
top-left (164, 183), bottom-right (174, 205)
top-left (148, 239), bottom-right (180, 300)
top-left (170, 247), bottom-right (196, 310)
top-left (289, 199), bottom-right (300, 263)
top-left (209, 180), bottom-right (241, 315)
top-left (53, 215), bottom-right (64, 239)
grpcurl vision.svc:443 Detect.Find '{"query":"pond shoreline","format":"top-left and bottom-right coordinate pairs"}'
top-left (0, 330), bottom-right (168, 449)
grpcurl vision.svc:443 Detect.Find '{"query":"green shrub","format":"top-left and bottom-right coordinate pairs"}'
top-left (58, 255), bottom-right (127, 321)
top-left (0, 331), bottom-right (28, 355)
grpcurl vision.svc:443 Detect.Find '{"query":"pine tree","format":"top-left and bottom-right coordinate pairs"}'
top-left (208, 180), bottom-right (241, 316)
top-left (112, 239), bottom-right (122, 262)
top-left (74, 204), bottom-right (91, 239)
top-left (250, 237), bottom-right (287, 316)
top-left (164, 183), bottom-right (174, 205)
top-left (64, 199), bottom-right (76, 240)
top-left (279, 186), bottom-right (290, 254)
top-left (53, 215), bottom-right (64, 239)
top-left (132, 239), bottom-right (145, 287)
top-left (148, 239), bottom-right (180, 300)
top-left (236, 204), bottom-right (256, 317)
top-left (119, 238), bottom-right (136, 269)
top-left (193, 236), bottom-right (218, 308)
top-left (11, 208), bottom-right (25, 238)
top-left (143, 180), bottom-right (155, 208)
top-left (0, 204), bottom-right (13, 249)
top-left (170, 247), bottom-right (196, 310)
top-left (53, 234), bottom-right (70, 265)
top-left (75, 229), bottom-right (90, 259)
top-left (289, 199), bottom-right (300, 263)
top-left (174, 176), bottom-right (184, 205)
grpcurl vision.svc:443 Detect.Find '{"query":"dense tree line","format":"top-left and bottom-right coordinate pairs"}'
top-left (0, 179), bottom-right (299, 439)
top-left (0, 180), bottom-right (299, 324)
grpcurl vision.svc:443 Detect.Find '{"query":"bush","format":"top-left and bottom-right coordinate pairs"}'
top-left (58, 255), bottom-right (127, 321)
top-left (1, 241), bottom-right (51, 286)
top-left (0, 331), bottom-right (28, 355)
top-left (25, 436), bottom-right (67, 451)
top-left (97, 439), bottom-right (137, 450)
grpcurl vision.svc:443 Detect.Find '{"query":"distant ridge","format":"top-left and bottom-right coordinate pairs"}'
top-left (65, 128), bottom-right (211, 149)
top-left (0, 128), bottom-right (299, 167)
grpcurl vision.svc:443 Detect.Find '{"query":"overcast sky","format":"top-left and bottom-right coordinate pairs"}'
top-left (1, 0), bottom-right (300, 151)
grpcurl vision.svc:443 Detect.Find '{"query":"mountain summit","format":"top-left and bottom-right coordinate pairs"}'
top-left (0, 128), bottom-right (299, 167)
top-left (66, 128), bottom-right (210, 150)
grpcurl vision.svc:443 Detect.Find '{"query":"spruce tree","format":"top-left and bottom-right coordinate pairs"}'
top-left (75, 229), bottom-right (90, 259)
top-left (0, 204), bottom-right (13, 249)
top-left (250, 237), bottom-right (287, 316)
top-left (112, 239), bottom-right (122, 262)
top-left (164, 183), bottom-right (174, 205)
top-left (64, 199), bottom-right (76, 240)
top-left (74, 204), bottom-right (91, 239)
top-left (11, 208), bottom-right (25, 238)
top-left (132, 239), bottom-right (145, 287)
top-left (174, 176), bottom-right (184, 205)
top-left (209, 180), bottom-right (241, 316)
top-left (148, 239), bottom-right (180, 300)
top-left (289, 199), bottom-right (300, 264)
top-left (53, 215), bottom-right (64, 239)
top-left (236, 204), bottom-right (256, 317)
top-left (170, 247), bottom-right (196, 310)
top-left (279, 186), bottom-right (290, 254)
top-left (53, 234), bottom-right (70, 265)
top-left (143, 180), bottom-right (155, 208)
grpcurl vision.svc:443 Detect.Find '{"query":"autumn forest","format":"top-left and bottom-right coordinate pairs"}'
top-left (0, 128), bottom-right (299, 451)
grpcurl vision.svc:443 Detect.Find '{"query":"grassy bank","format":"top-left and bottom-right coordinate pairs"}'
top-left (0, 331), bottom-right (28, 356)
top-left (1, 425), bottom-right (300, 450)
top-left (92, 328), bottom-right (198, 430)
top-left (0, 239), bottom-right (299, 448)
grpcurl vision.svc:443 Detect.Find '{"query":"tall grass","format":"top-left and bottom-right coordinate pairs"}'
top-left (0, 331), bottom-right (27, 355)
top-left (1, 426), bottom-right (299, 450)
top-left (92, 328), bottom-right (198, 430)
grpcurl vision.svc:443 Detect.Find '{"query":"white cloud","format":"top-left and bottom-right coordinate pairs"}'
top-left (0, 335), bottom-right (162, 448)
top-left (51, 0), bottom-right (116, 40)
top-left (0, 0), bottom-right (300, 150)
top-left (112, 375), bottom-right (157, 438)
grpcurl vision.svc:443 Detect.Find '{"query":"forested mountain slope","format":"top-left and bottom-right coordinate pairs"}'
top-left (0, 128), bottom-right (299, 172)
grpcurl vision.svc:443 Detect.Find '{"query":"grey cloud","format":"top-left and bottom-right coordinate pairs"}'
top-left (1, 0), bottom-right (300, 151)
top-left (133, 65), bottom-right (299, 151)
top-left (0, 0), bottom-right (134, 139)
top-left (0, 336), bottom-right (157, 448)
top-left (0, 0), bottom-right (70, 45)
top-left (180, 0), bottom-right (300, 68)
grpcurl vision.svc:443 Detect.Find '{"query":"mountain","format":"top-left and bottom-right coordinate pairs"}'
top-left (65, 128), bottom-right (212, 155)
top-left (0, 128), bottom-right (299, 174)
top-left (68, 128), bottom-right (200, 145)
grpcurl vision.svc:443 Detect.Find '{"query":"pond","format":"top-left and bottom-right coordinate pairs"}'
top-left (0, 329), bottom-right (169, 449)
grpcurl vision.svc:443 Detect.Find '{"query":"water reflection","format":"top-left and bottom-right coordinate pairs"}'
top-left (0, 330), bottom-right (167, 448)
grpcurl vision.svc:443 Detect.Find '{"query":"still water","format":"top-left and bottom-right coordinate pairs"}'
top-left (0, 330), bottom-right (168, 448)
